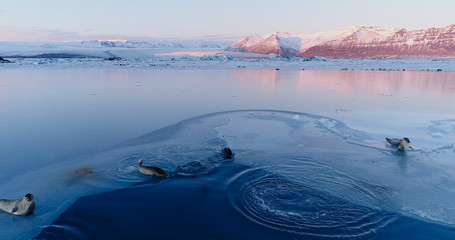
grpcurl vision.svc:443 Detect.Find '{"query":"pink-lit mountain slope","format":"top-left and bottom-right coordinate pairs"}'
top-left (226, 25), bottom-right (455, 58)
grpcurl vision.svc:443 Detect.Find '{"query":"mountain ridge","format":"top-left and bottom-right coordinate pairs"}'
top-left (226, 25), bottom-right (455, 58)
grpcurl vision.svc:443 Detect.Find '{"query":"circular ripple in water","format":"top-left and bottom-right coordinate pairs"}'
top-left (114, 146), bottom-right (184, 182)
top-left (229, 171), bottom-right (394, 239)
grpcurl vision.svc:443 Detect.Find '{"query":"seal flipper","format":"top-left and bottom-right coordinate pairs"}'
top-left (12, 206), bottom-right (18, 213)
top-left (24, 203), bottom-right (35, 216)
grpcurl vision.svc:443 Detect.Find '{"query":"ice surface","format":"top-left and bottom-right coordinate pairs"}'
top-left (2, 55), bottom-right (455, 71)
top-left (0, 68), bottom-right (454, 239)
top-left (1, 109), bottom-right (454, 239)
top-left (216, 111), bottom-right (455, 229)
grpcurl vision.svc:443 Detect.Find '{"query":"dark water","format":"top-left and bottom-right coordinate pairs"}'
top-left (36, 162), bottom-right (455, 240)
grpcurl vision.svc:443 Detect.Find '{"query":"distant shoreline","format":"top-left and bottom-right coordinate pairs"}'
top-left (1, 57), bottom-right (454, 72)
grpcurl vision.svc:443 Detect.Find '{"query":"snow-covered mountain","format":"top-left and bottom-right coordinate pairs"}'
top-left (81, 40), bottom-right (159, 48)
top-left (80, 40), bottom-right (227, 49)
top-left (227, 25), bottom-right (455, 58)
top-left (3, 25), bottom-right (455, 59)
top-left (227, 32), bottom-right (301, 56)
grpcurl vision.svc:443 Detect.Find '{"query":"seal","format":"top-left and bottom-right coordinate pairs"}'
top-left (221, 147), bottom-right (234, 159)
top-left (386, 137), bottom-right (413, 153)
top-left (0, 193), bottom-right (35, 216)
top-left (138, 159), bottom-right (168, 177)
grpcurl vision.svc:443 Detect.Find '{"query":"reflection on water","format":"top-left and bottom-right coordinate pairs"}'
top-left (234, 69), bottom-right (455, 113)
top-left (233, 69), bottom-right (278, 87)
top-left (231, 69), bottom-right (455, 95)
top-left (0, 69), bottom-right (454, 182)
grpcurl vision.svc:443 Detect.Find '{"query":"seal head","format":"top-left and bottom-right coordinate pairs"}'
top-left (221, 147), bottom-right (234, 159)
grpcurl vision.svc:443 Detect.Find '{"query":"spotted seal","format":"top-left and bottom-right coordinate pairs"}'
top-left (386, 137), bottom-right (413, 153)
top-left (0, 193), bottom-right (35, 216)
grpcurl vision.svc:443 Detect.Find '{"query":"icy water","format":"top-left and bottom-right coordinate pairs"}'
top-left (0, 68), bottom-right (455, 239)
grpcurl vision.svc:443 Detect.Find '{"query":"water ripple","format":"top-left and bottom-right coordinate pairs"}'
top-left (229, 170), bottom-right (395, 239)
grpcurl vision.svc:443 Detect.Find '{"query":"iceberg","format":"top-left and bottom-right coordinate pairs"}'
top-left (200, 53), bottom-right (234, 61)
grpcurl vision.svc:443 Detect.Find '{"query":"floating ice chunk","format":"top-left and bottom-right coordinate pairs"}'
top-left (200, 53), bottom-right (233, 61)
top-left (428, 120), bottom-right (455, 135)
top-left (318, 118), bottom-right (337, 129)
top-left (431, 132), bottom-right (444, 138)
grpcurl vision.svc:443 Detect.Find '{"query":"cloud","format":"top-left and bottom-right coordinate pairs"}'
top-left (0, 26), bottom-right (41, 41)
top-left (192, 34), bottom-right (245, 42)
top-left (0, 25), bottom-right (241, 42)
top-left (0, 26), bottom-right (106, 42)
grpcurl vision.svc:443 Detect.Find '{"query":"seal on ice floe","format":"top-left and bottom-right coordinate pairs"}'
top-left (138, 159), bottom-right (168, 177)
top-left (0, 193), bottom-right (35, 216)
top-left (386, 137), bottom-right (413, 153)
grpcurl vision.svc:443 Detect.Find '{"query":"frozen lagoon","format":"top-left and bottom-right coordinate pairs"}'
top-left (0, 65), bottom-right (455, 239)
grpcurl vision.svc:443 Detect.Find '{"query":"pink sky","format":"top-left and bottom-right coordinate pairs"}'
top-left (1, 0), bottom-right (455, 42)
